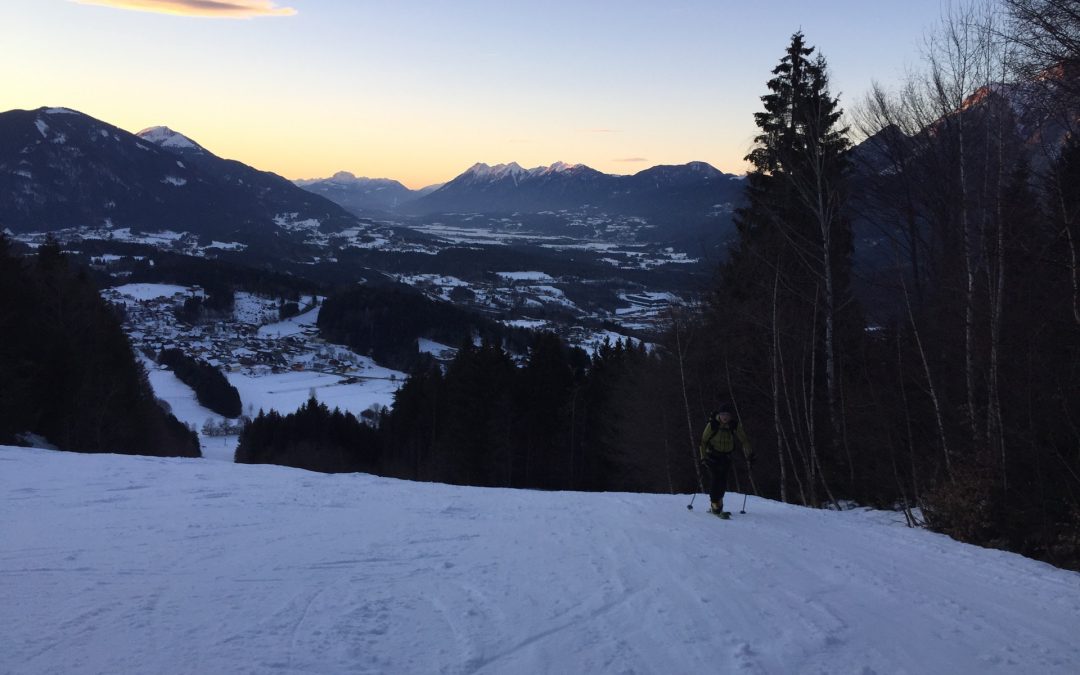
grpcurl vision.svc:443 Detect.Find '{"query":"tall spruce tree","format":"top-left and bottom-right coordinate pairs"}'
top-left (723, 31), bottom-right (854, 505)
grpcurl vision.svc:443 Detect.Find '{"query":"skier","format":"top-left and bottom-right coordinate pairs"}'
top-left (699, 402), bottom-right (754, 518)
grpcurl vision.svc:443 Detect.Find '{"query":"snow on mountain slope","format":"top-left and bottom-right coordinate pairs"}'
top-left (136, 126), bottom-right (206, 153)
top-left (3, 447), bottom-right (1079, 675)
top-left (463, 161), bottom-right (528, 182)
top-left (0, 107), bottom-right (361, 241)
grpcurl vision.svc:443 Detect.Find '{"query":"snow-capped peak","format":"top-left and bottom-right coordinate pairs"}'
top-left (463, 161), bottom-right (588, 183)
top-left (547, 161), bottom-right (577, 173)
top-left (136, 126), bottom-right (206, 153)
top-left (465, 162), bottom-right (527, 180)
top-left (530, 161), bottom-right (584, 176)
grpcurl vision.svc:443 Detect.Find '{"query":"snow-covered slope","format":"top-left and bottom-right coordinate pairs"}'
top-left (136, 126), bottom-right (207, 154)
top-left (3, 447), bottom-right (1079, 674)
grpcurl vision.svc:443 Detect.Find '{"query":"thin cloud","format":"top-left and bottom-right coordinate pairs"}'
top-left (614, 157), bottom-right (648, 163)
top-left (72, 0), bottom-right (297, 18)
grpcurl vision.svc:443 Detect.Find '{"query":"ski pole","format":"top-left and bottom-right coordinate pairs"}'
top-left (741, 454), bottom-right (757, 514)
top-left (687, 492), bottom-right (698, 511)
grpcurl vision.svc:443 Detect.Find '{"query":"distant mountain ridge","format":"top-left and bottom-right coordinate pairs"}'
top-left (298, 160), bottom-right (746, 224)
top-left (0, 107), bottom-right (361, 246)
top-left (297, 171), bottom-right (417, 214)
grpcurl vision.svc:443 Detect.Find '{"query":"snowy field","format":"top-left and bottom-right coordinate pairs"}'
top-left (110, 287), bottom-right (404, 461)
top-left (145, 362), bottom-right (400, 462)
top-left (3, 447), bottom-right (1079, 675)
top-left (108, 283), bottom-right (192, 303)
top-left (227, 370), bottom-right (400, 420)
top-left (141, 357), bottom-right (236, 462)
top-left (496, 271), bottom-right (554, 282)
top-left (256, 303), bottom-right (320, 338)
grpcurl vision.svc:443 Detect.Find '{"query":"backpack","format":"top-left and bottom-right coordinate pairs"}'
top-left (705, 413), bottom-right (741, 455)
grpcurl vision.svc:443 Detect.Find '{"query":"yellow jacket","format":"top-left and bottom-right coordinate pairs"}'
top-left (699, 415), bottom-right (752, 460)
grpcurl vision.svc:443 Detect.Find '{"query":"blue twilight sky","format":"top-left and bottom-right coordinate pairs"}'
top-left (0, 0), bottom-right (950, 188)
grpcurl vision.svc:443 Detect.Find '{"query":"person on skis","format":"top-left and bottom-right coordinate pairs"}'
top-left (699, 402), bottom-right (754, 517)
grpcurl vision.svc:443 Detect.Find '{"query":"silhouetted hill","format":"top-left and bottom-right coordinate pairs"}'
top-left (0, 107), bottom-right (362, 245)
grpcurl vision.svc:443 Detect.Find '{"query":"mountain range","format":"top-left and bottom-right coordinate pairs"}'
top-left (294, 171), bottom-right (420, 214)
top-left (0, 105), bottom-right (742, 249)
top-left (4, 76), bottom-right (1070, 257)
top-left (298, 160), bottom-right (746, 224)
top-left (0, 107), bottom-right (361, 246)
top-left (377, 76), bottom-right (1075, 227)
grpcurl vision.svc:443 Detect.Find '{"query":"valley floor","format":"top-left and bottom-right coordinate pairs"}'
top-left (2, 447), bottom-right (1079, 674)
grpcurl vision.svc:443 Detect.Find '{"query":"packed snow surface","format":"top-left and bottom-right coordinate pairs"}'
top-left (3, 447), bottom-right (1079, 675)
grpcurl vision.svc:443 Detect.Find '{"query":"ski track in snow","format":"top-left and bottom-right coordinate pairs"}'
top-left (2, 447), bottom-right (1079, 675)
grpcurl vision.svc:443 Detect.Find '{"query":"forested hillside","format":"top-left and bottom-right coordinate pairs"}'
top-left (683, 14), bottom-right (1080, 568)
top-left (316, 281), bottom-right (534, 371)
top-left (0, 236), bottom-right (199, 457)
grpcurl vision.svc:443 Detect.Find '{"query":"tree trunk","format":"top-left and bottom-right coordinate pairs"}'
top-left (903, 271), bottom-right (953, 477)
top-left (673, 311), bottom-right (704, 492)
top-left (772, 265), bottom-right (789, 503)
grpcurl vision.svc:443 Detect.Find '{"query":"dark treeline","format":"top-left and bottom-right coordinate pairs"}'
top-left (124, 250), bottom-right (324, 304)
top-left (317, 282), bottom-right (535, 371)
top-left (235, 398), bottom-right (379, 473)
top-left (382, 334), bottom-right (596, 490)
top-left (0, 237), bottom-right (200, 457)
top-left (158, 348), bottom-right (242, 418)
top-left (236, 333), bottom-right (704, 493)
top-left (173, 280), bottom-right (235, 324)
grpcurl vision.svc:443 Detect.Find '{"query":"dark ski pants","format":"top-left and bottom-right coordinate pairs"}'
top-left (704, 453), bottom-right (732, 507)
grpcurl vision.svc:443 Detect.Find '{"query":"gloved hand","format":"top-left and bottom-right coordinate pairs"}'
top-left (746, 452), bottom-right (757, 466)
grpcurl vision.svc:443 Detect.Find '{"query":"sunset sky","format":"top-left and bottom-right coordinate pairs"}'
top-left (2, 0), bottom-right (947, 188)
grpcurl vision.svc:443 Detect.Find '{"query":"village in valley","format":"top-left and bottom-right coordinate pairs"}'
top-left (94, 267), bottom-right (678, 460)
top-left (99, 282), bottom-right (404, 459)
top-left (102, 274), bottom-right (676, 384)
top-left (104, 284), bottom-right (354, 377)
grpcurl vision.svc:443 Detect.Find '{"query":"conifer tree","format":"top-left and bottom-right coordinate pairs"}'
top-left (517, 332), bottom-right (578, 489)
top-left (723, 31), bottom-right (854, 504)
